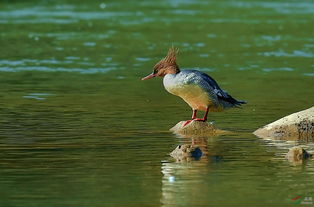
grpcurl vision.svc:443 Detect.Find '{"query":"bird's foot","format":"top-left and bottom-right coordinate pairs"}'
top-left (193, 118), bottom-right (207, 122)
top-left (183, 118), bottom-right (208, 127)
top-left (183, 120), bottom-right (193, 127)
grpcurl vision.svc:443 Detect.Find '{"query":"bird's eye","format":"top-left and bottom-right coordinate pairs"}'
top-left (153, 69), bottom-right (158, 74)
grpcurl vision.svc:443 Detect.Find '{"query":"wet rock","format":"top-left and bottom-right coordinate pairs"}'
top-left (170, 144), bottom-right (203, 161)
top-left (170, 120), bottom-right (226, 136)
top-left (285, 146), bottom-right (312, 164)
top-left (253, 106), bottom-right (314, 141)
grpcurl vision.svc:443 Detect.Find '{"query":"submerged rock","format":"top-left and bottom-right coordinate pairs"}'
top-left (253, 106), bottom-right (314, 141)
top-left (285, 146), bottom-right (312, 164)
top-left (170, 120), bottom-right (226, 136)
top-left (170, 144), bottom-right (203, 161)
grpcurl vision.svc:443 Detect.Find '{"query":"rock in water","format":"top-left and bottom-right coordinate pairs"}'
top-left (170, 144), bottom-right (202, 161)
top-left (253, 107), bottom-right (314, 141)
top-left (285, 146), bottom-right (312, 164)
top-left (170, 120), bottom-right (225, 136)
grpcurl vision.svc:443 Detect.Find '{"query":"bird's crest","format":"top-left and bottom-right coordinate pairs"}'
top-left (163, 47), bottom-right (179, 65)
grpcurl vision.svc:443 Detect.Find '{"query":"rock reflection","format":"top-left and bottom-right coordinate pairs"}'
top-left (161, 135), bottom-right (223, 207)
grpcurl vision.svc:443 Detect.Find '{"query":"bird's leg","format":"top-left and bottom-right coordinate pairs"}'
top-left (191, 109), bottom-right (197, 119)
top-left (193, 107), bottom-right (209, 122)
top-left (183, 109), bottom-right (198, 127)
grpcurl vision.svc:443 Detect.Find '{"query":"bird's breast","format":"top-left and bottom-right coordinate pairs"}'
top-left (163, 74), bottom-right (213, 111)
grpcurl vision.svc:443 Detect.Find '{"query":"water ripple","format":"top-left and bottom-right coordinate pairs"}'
top-left (303, 73), bottom-right (314, 77)
top-left (0, 9), bottom-right (132, 19)
top-left (259, 50), bottom-right (314, 58)
top-left (23, 93), bottom-right (53, 100)
top-left (228, 1), bottom-right (314, 14)
top-left (0, 66), bottom-right (113, 74)
top-left (0, 59), bottom-right (74, 66)
top-left (263, 67), bottom-right (294, 72)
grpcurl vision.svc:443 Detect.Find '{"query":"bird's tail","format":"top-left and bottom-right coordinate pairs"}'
top-left (221, 94), bottom-right (247, 108)
top-left (235, 99), bottom-right (247, 105)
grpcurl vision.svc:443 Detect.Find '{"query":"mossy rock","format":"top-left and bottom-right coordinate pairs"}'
top-left (254, 106), bottom-right (314, 141)
top-left (170, 120), bottom-right (227, 137)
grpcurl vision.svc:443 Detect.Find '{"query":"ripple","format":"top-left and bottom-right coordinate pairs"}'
top-left (27, 32), bottom-right (111, 40)
top-left (0, 8), bottom-right (132, 20)
top-left (0, 59), bottom-right (75, 66)
top-left (260, 35), bottom-right (282, 42)
top-left (170, 9), bottom-right (199, 15)
top-left (262, 67), bottom-right (294, 72)
top-left (259, 50), bottom-right (314, 58)
top-left (135, 57), bottom-right (151, 62)
top-left (199, 54), bottom-right (209, 57)
top-left (116, 76), bottom-right (125, 79)
top-left (0, 19), bottom-right (78, 24)
top-left (195, 42), bottom-right (205, 47)
top-left (83, 42), bottom-right (96, 47)
top-left (22, 95), bottom-right (46, 100)
top-left (303, 73), bottom-right (314, 77)
top-left (238, 66), bottom-right (253, 71)
top-left (0, 7), bottom-right (134, 24)
top-left (66, 56), bottom-right (80, 60)
top-left (23, 93), bottom-right (53, 100)
top-left (207, 34), bottom-right (217, 38)
top-left (228, 1), bottom-right (314, 14)
top-left (0, 60), bottom-right (24, 66)
top-left (210, 18), bottom-right (260, 24)
top-left (0, 66), bottom-right (113, 74)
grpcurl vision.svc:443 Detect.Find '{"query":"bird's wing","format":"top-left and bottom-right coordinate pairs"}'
top-left (194, 70), bottom-right (245, 105)
top-left (193, 70), bottom-right (229, 98)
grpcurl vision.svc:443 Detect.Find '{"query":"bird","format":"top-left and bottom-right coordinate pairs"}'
top-left (141, 47), bottom-right (246, 126)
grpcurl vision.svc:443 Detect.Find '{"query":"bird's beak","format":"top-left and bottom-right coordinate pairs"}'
top-left (141, 73), bottom-right (156, 80)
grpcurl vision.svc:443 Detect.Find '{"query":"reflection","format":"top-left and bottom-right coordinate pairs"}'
top-left (260, 136), bottom-right (314, 166)
top-left (170, 144), bottom-right (203, 162)
top-left (161, 135), bottom-right (223, 207)
top-left (285, 146), bottom-right (312, 166)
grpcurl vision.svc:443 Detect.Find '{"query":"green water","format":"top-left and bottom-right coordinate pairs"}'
top-left (0, 0), bottom-right (313, 206)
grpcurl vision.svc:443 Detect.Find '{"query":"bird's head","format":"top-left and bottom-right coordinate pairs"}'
top-left (142, 47), bottom-right (180, 80)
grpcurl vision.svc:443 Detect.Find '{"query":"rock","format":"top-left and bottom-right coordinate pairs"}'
top-left (170, 144), bottom-right (203, 161)
top-left (285, 146), bottom-right (312, 164)
top-left (170, 120), bottom-right (226, 137)
top-left (253, 106), bottom-right (314, 141)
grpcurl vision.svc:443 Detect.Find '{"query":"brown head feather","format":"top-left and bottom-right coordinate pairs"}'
top-left (144, 47), bottom-right (180, 79)
top-left (164, 47), bottom-right (179, 64)
top-left (142, 47), bottom-right (180, 80)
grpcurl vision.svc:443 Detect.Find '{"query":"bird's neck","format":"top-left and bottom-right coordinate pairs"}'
top-left (167, 65), bottom-right (180, 74)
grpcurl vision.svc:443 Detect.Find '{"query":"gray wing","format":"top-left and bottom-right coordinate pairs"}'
top-left (186, 70), bottom-right (246, 106)
top-left (185, 70), bottom-right (228, 97)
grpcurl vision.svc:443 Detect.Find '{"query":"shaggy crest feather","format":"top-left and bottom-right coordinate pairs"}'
top-left (164, 47), bottom-right (179, 64)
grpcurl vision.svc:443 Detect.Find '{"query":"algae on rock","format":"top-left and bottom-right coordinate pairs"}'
top-left (254, 106), bottom-right (314, 141)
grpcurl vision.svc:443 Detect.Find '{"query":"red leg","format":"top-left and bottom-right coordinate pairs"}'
top-left (192, 109), bottom-right (197, 119)
top-left (193, 107), bottom-right (209, 122)
top-left (183, 109), bottom-right (198, 127)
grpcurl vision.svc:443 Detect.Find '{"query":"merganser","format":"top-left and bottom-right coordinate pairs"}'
top-left (142, 47), bottom-right (246, 126)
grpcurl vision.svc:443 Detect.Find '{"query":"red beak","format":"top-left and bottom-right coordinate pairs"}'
top-left (141, 73), bottom-right (156, 80)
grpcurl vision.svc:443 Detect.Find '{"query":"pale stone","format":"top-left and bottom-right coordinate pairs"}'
top-left (253, 106), bottom-right (314, 141)
top-left (170, 120), bottom-right (226, 137)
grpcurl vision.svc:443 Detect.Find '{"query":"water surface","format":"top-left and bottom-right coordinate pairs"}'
top-left (0, 0), bottom-right (313, 206)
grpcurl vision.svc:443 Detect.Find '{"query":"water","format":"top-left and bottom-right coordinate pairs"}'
top-left (0, 0), bottom-right (313, 206)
